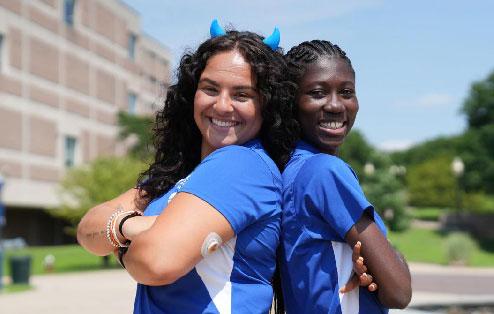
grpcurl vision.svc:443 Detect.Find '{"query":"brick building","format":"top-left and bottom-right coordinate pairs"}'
top-left (0, 0), bottom-right (171, 245)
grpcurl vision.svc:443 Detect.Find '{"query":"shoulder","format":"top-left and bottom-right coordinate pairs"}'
top-left (298, 153), bottom-right (357, 182)
top-left (204, 143), bottom-right (281, 180)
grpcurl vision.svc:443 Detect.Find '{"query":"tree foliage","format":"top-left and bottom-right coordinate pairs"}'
top-left (405, 155), bottom-right (457, 208)
top-left (363, 164), bottom-right (410, 232)
top-left (51, 156), bottom-right (146, 234)
top-left (461, 70), bottom-right (494, 129)
top-left (339, 129), bottom-right (374, 177)
top-left (338, 130), bottom-right (410, 231)
top-left (117, 111), bottom-right (154, 160)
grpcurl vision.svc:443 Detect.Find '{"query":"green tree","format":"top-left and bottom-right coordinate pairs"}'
top-left (363, 163), bottom-right (410, 231)
top-left (339, 131), bottom-right (410, 231)
top-left (339, 129), bottom-right (374, 177)
top-left (51, 156), bottom-right (146, 235)
top-left (406, 155), bottom-right (456, 208)
top-left (461, 70), bottom-right (494, 129)
top-left (117, 111), bottom-right (154, 160)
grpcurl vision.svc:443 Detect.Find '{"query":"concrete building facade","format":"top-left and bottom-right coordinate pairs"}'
top-left (0, 0), bottom-right (171, 244)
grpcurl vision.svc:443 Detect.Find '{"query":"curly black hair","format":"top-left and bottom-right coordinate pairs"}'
top-left (137, 30), bottom-right (299, 205)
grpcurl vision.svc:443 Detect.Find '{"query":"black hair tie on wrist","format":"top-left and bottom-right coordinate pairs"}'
top-left (118, 211), bottom-right (142, 239)
top-left (118, 246), bottom-right (128, 269)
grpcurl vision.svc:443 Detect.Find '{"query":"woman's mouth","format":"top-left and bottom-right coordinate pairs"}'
top-left (319, 121), bottom-right (345, 130)
top-left (210, 118), bottom-right (241, 128)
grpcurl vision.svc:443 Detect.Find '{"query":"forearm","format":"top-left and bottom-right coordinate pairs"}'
top-left (77, 203), bottom-right (120, 256)
top-left (121, 228), bottom-right (185, 286)
top-left (347, 214), bottom-right (412, 309)
top-left (365, 240), bottom-right (412, 308)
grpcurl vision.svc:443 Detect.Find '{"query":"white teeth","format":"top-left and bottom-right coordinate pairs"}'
top-left (320, 121), bottom-right (344, 129)
top-left (211, 118), bottom-right (239, 127)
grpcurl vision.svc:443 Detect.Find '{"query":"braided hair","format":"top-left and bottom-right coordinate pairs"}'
top-left (285, 39), bottom-right (354, 82)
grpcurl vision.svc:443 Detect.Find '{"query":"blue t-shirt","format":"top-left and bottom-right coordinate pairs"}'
top-left (134, 139), bottom-right (282, 314)
top-left (280, 141), bottom-right (388, 314)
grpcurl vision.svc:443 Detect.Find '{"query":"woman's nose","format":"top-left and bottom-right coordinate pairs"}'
top-left (323, 94), bottom-right (344, 112)
top-left (214, 92), bottom-right (234, 113)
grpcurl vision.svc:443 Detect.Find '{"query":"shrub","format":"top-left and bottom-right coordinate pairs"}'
top-left (463, 193), bottom-right (494, 214)
top-left (445, 232), bottom-right (477, 265)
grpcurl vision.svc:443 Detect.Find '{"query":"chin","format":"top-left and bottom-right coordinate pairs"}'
top-left (317, 140), bottom-right (342, 155)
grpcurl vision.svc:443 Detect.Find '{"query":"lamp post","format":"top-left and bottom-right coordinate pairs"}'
top-left (451, 157), bottom-right (464, 211)
top-left (0, 173), bottom-right (5, 290)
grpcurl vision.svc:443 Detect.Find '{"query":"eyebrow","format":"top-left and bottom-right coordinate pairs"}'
top-left (198, 78), bottom-right (257, 91)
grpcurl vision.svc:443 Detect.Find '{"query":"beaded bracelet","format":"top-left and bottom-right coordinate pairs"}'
top-left (111, 210), bottom-right (140, 247)
top-left (106, 208), bottom-right (124, 247)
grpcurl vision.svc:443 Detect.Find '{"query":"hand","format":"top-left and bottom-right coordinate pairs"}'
top-left (340, 241), bottom-right (378, 293)
top-left (120, 215), bottom-right (158, 241)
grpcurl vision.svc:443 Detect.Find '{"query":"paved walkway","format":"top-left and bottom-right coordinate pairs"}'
top-left (0, 269), bottom-right (136, 314)
top-left (0, 263), bottom-right (494, 313)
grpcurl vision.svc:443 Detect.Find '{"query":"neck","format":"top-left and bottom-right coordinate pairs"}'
top-left (200, 141), bottom-right (215, 160)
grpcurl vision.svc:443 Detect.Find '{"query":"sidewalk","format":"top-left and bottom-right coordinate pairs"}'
top-left (0, 263), bottom-right (493, 313)
top-left (0, 269), bottom-right (136, 314)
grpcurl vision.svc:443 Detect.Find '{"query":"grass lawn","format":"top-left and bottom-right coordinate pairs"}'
top-left (409, 207), bottom-right (449, 221)
top-left (1, 284), bottom-right (33, 293)
top-left (388, 227), bottom-right (494, 267)
top-left (2, 244), bottom-right (119, 276)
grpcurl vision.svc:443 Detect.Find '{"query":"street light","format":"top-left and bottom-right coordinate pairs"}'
top-left (451, 157), bottom-right (464, 211)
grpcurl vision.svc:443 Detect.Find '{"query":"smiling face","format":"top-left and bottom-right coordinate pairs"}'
top-left (194, 49), bottom-right (262, 158)
top-left (297, 56), bottom-right (358, 155)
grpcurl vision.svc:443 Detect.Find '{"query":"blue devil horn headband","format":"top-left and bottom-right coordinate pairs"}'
top-left (263, 27), bottom-right (280, 51)
top-left (210, 19), bottom-right (226, 37)
top-left (209, 19), bottom-right (280, 51)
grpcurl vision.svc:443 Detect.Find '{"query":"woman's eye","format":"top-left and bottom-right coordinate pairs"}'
top-left (308, 90), bottom-right (325, 98)
top-left (340, 89), bottom-right (355, 98)
top-left (234, 93), bottom-right (250, 102)
top-left (202, 87), bottom-right (217, 95)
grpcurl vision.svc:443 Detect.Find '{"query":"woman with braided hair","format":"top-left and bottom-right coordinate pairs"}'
top-left (77, 21), bottom-right (299, 313)
top-left (278, 40), bottom-right (412, 313)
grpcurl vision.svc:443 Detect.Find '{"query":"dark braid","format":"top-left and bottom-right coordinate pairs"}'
top-left (285, 39), bottom-right (354, 85)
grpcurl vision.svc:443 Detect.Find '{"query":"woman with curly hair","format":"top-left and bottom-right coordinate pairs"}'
top-left (77, 22), bottom-right (298, 314)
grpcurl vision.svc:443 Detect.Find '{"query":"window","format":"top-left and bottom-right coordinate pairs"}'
top-left (64, 0), bottom-right (76, 26)
top-left (128, 33), bottom-right (137, 60)
top-left (64, 136), bottom-right (77, 168)
top-left (128, 92), bottom-right (137, 114)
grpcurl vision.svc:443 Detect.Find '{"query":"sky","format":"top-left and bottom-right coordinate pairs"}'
top-left (121, 0), bottom-right (494, 151)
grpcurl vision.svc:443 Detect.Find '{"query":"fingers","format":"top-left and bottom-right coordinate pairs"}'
top-left (340, 274), bottom-right (359, 293)
top-left (352, 241), bottom-right (361, 261)
top-left (359, 273), bottom-right (373, 287)
top-left (368, 282), bottom-right (378, 292)
top-left (354, 256), bottom-right (367, 275)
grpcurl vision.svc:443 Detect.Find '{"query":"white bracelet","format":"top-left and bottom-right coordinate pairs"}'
top-left (106, 208), bottom-right (124, 247)
top-left (111, 210), bottom-right (138, 247)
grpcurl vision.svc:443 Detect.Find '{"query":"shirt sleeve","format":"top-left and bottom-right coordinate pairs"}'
top-left (295, 154), bottom-right (374, 240)
top-left (179, 145), bottom-right (281, 235)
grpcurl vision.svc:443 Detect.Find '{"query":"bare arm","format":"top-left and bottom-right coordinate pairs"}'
top-left (76, 188), bottom-right (156, 256)
top-left (121, 192), bottom-right (235, 286)
top-left (345, 211), bottom-right (412, 309)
